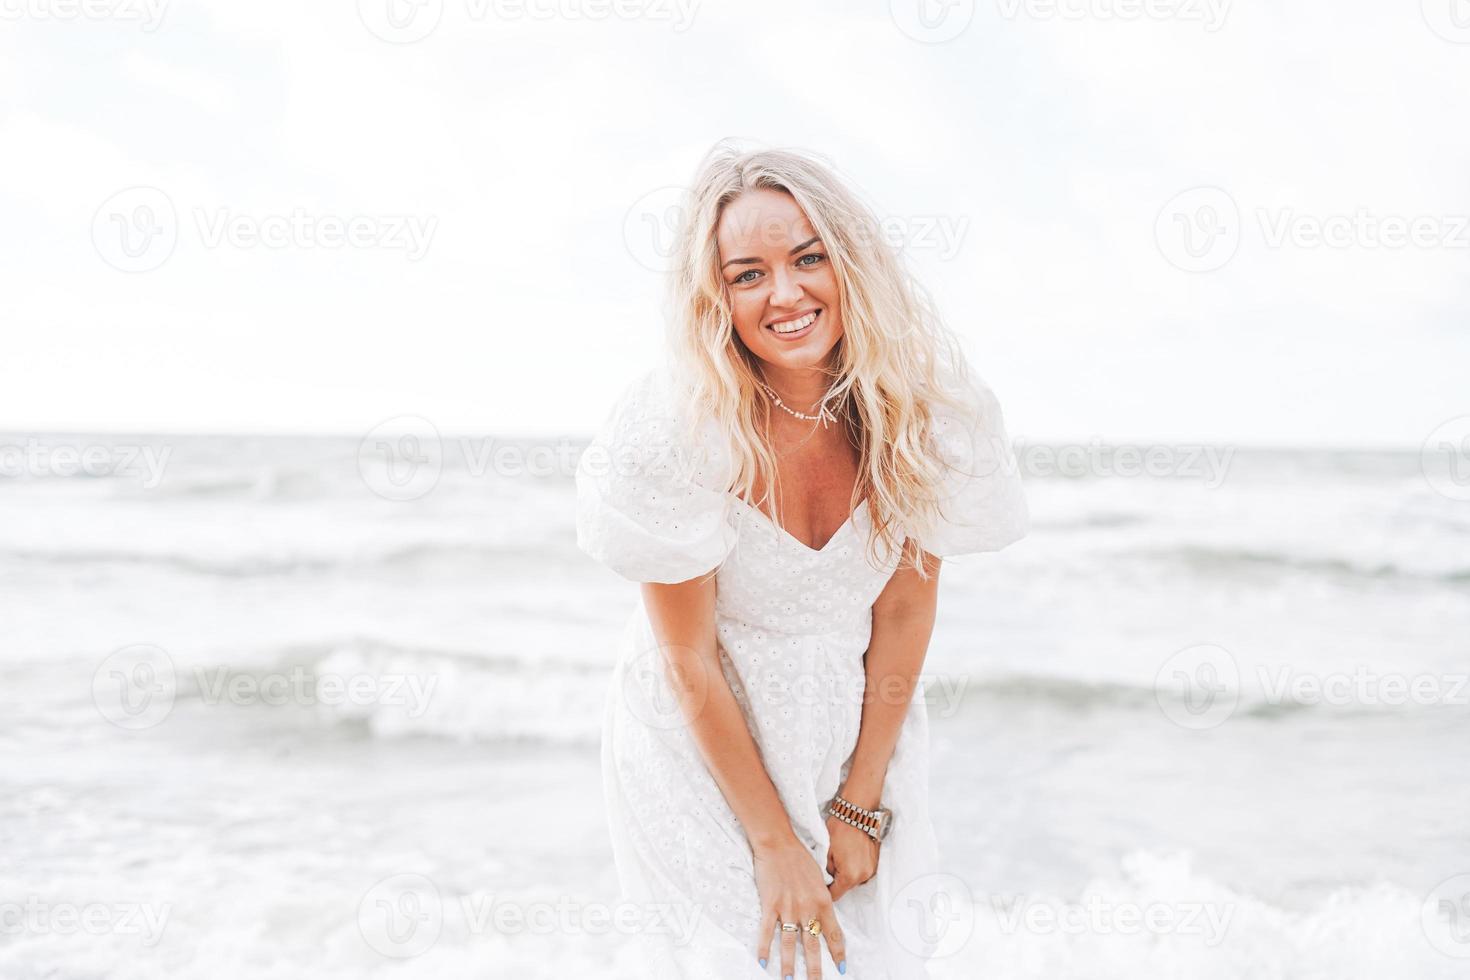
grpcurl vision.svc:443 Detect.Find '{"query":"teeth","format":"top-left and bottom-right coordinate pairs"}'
top-left (771, 311), bottom-right (817, 334)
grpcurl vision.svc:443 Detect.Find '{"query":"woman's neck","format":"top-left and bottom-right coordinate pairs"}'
top-left (756, 364), bottom-right (832, 412)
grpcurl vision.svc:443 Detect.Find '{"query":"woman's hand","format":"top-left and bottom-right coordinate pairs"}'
top-left (753, 836), bottom-right (847, 978)
top-left (824, 814), bottom-right (879, 903)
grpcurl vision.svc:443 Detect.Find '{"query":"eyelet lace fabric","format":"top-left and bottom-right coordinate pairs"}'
top-left (575, 368), bottom-right (1027, 979)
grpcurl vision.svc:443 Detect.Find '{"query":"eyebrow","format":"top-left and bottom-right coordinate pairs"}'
top-left (721, 236), bottom-right (822, 270)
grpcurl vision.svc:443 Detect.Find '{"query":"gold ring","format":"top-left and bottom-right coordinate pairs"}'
top-left (779, 921), bottom-right (799, 933)
top-left (806, 917), bottom-right (822, 938)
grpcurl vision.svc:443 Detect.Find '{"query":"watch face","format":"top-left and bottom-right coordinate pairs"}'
top-left (875, 810), bottom-right (892, 840)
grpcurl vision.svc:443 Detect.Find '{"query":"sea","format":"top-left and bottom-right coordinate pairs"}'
top-left (1, 431), bottom-right (1465, 979)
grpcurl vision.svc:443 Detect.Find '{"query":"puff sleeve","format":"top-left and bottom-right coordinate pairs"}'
top-left (919, 378), bottom-right (1029, 558)
top-left (575, 370), bottom-right (740, 583)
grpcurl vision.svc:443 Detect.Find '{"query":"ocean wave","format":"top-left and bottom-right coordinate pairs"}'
top-left (186, 650), bottom-right (1460, 748)
top-left (160, 638), bottom-right (612, 748)
top-left (1035, 511), bottom-right (1150, 530)
top-left (924, 850), bottom-right (1458, 980)
top-left (1142, 544), bottom-right (1470, 586)
top-left (3, 846), bottom-right (1451, 979)
top-left (10, 535), bottom-right (1463, 589)
top-left (144, 473), bottom-right (323, 500)
top-left (0, 541), bottom-right (564, 578)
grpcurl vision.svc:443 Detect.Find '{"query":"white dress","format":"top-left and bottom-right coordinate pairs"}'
top-left (575, 367), bottom-right (1028, 980)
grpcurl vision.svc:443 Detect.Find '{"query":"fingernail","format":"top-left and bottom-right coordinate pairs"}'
top-left (838, 961), bottom-right (847, 975)
top-left (758, 958), bottom-right (766, 968)
top-left (784, 975), bottom-right (793, 980)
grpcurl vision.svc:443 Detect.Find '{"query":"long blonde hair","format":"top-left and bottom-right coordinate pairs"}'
top-left (663, 139), bottom-right (989, 579)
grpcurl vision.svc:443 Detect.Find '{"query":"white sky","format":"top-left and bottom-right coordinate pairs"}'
top-left (2, 0), bottom-right (1467, 448)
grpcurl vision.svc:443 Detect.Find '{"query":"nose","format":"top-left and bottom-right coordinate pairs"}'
top-left (768, 264), bottom-right (804, 308)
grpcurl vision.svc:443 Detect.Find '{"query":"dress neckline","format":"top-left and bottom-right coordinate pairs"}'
top-left (730, 495), bottom-right (869, 555)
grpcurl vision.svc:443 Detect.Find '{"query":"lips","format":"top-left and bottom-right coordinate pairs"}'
top-left (765, 309), bottom-right (820, 340)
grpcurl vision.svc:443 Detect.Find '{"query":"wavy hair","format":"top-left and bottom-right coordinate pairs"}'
top-left (662, 139), bottom-right (989, 580)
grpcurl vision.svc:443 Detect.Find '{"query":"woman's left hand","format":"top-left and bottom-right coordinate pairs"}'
top-left (824, 814), bottom-right (879, 902)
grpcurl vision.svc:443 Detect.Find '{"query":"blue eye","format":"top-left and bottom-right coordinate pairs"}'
top-left (730, 253), bottom-right (824, 286)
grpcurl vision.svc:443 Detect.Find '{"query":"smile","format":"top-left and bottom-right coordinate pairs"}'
top-left (766, 309), bottom-right (820, 339)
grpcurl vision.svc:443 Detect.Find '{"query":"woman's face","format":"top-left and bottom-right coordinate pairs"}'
top-left (716, 188), bottom-right (844, 373)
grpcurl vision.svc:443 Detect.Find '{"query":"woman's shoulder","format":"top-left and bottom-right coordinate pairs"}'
top-left (584, 365), bottom-right (730, 486)
top-left (927, 371), bottom-right (1010, 462)
top-left (917, 366), bottom-right (1029, 557)
top-left (574, 365), bottom-right (739, 583)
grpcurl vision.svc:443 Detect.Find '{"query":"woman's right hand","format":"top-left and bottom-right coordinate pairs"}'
top-left (752, 837), bottom-right (847, 978)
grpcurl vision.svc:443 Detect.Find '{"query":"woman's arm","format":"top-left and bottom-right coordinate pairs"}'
top-left (640, 574), bottom-right (848, 972)
top-left (825, 549), bottom-right (942, 902)
top-left (638, 573), bottom-right (797, 849)
top-left (839, 548), bottom-right (942, 818)
top-left (824, 549), bottom-right (941, 902)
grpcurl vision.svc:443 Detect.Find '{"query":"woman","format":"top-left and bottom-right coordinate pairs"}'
top-left (575, 142), bottom-right (1028, 979)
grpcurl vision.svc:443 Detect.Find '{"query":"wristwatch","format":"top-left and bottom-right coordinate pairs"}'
top-left (824, 795), bottom-right (894, 842)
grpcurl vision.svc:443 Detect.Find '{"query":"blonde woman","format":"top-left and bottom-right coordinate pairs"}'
top-left (576, 142), bottom-right (1028, 980)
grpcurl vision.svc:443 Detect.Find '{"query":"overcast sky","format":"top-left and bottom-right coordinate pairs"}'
top-left (2, 0), bottom-right (1467, 448)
